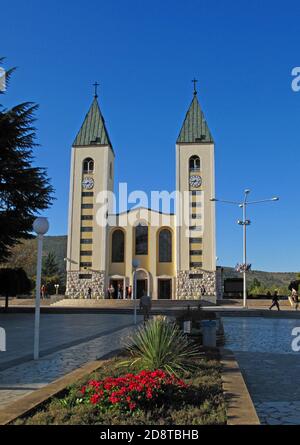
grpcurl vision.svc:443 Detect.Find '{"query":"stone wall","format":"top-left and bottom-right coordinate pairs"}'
top-left (176, 269), bottom-right (217, 300)
top-left (216, 266), bottom-right (223, 300)
top-left (66, 271), bottom-right (106, 299)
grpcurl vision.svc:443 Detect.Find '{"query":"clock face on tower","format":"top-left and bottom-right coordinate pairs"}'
top-left (82, 177), bottom-right (94, 190)
top-left (189, 175), bottom-right (202, 188)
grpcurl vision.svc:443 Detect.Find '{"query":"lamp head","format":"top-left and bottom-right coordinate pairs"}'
top-left (132, 258), bottom-right (140, 269)
top-left (244, 189), bottom-right (251, 194)
top-left (272, 197), bottom-right (279, 201)
top-left (33, 217), bottom-right (49, 235)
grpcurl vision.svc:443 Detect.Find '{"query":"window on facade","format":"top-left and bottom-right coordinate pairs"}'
top-left (189, 155), bottom-right (200, 171)
top-left (80, 262), bottom-right (92, 268)
top-left (83, 158), bottom-right (94, 173)
top-left (112, 230), bottom-right (125, 263)
top-left (81, 238), bottom-right (93, 244)
top-left (81, 227), bottom-right (93, 232)
top-left (135, 224), bottom-right (148, 255)
top-left (159, 229), bottom-right (172, 262)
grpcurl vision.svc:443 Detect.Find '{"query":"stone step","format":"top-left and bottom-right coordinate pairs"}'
top-left (51, 298), bottom-right (216, 308)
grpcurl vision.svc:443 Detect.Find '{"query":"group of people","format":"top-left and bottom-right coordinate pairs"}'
top-left (269, 286), bottom-right (299, 311)
top-left (106, 284), bottom-right (133, 299)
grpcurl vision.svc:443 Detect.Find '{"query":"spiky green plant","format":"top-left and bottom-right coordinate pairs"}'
top-left (124, 317), bottom-right (202, 375)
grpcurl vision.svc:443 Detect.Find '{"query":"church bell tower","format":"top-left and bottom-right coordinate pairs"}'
top-left (66, 86), bottom-right (114, 298)
top-left (176, 82), bottom-right (216, 299)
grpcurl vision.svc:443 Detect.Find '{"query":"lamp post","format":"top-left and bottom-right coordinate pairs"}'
top-left (54, 284), bottom-right (59, 295)
top-left (211, 190), bottom-right (279, 308)
top-left (33, 217), bottom-right (49, 360)
top-left (132, 259), bottom-right (140, 325)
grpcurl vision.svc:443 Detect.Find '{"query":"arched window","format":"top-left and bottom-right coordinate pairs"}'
top-left (112, 230), bottom-right (124, 263)
top-left (83, 158), bottom-right (94, 173)
top-left (135, 224), bottom-right (148, 255)
top-left (189, 155), bottom-right (200, 171)
top-left (159, 229), bottom-right (172, 263)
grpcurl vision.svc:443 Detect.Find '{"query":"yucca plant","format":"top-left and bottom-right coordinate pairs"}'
top-left (124, 317), bottom-right (202, 376)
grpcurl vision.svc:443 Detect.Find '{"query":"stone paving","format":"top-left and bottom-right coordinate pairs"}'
top-left (0, 313), bottom-right (134, 369)
top-left (223, 317), bottom-right (300, 425)
top-left (0, 313), bottom-right (141, 409)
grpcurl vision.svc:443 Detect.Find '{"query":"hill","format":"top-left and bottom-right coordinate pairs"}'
top-left (0, 236), bottom-right (67, 280)
top-left (222, 267), bottom-right (298, 292)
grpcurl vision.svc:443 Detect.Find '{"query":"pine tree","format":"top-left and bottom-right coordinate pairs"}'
top-left (0, 58), bottom-right (54, 261)
top-left (42, 252), bottom-right (59, 276)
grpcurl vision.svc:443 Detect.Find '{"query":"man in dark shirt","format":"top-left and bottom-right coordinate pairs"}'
top-left (269, 291), bottom-right (280, 311)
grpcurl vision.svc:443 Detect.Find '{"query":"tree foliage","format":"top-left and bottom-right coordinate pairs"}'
top-left (0, 58), bottom-right (54, 262)
top-left (42, 252), bottom-right (63, 295)
top-left (42, 252), bottom-right (59, 276)
top-left (0, 267), bottom-right (31, 310)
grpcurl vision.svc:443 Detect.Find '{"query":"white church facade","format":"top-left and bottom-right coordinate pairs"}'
top-left (66, 86), bottom-right (219, 301)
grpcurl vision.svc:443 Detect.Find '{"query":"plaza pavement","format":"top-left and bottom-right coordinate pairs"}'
top-left (0, 313), bottom-right (141, 409)
top-left (223, 317), bottom-right (300, 425)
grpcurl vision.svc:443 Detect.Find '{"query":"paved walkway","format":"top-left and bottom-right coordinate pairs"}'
top-left (0, 313), bottom-right (141, 409)
top-left (223, 317), bottom-right (300, 425)
top-left (0, 313), bottom-right (135, 369)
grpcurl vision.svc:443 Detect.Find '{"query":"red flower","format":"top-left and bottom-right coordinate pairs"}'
top-left (129, 402), bottom-right (137, 410)
top-left (90, 394), bottom-right (100, 404)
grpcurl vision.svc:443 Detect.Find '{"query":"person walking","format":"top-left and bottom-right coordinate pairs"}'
top-left (87, 287), bottom-right (92, 299)
top-left (128, 285), bottom-right (132, 300)
top-left (269, 291), bottom-right (280, 311)
top-left (291, 288), bottom-right (299, 311)
top-left (41, 284), bottom-right (46, 299)
top-left (140, 291), bottom-right (152, 323)
top-left (108, 284), bottom-right (115, 299)
top-left (117, 284), bottom-right (122, 299)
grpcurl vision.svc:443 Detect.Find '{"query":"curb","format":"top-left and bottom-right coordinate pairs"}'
top-left (220, 348), bottom-right (260, 425)
top-left (0, 349), bottom-right (122, 426)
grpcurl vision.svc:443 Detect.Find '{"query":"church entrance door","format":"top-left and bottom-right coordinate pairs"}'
top-left (136, 279), bottom-right (147, 299)
top-left (109, 279), bottom-right (124, 299)
top-left (158, 279), bottom-right (172, 299)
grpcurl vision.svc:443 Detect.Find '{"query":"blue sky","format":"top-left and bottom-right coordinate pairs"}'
top-left (2, 0), bottom-right (300, 272)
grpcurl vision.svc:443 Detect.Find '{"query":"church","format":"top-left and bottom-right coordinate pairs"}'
top-left (66, 84), bottom-right (220, 301)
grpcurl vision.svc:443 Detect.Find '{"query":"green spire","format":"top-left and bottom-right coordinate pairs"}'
top-left (73, 97), bottom-right (112, 147)
top-left (177, 93), bottom-right (213, 143)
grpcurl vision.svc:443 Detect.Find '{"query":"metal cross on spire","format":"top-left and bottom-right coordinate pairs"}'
top-left (93, 81), bottom-right (99, 98)
top-left (192, 78), bottom-right (198, 96)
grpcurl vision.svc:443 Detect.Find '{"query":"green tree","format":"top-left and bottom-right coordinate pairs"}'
top-left (249, 278), bottom-right (261, 291)
top-left (0, 267), bottom-right (31, 311)
top-left (42, 252), bottom-right (59, 276)
top-left (0, 58), bottom-right (54, 262)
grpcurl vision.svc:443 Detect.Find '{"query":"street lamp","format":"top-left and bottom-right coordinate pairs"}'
top-left (33, 217), bottom-right (49, 360)
top-left (211, 190), bottom-right (279, 308)
top-left (132, 259), bottom-right (140, 325)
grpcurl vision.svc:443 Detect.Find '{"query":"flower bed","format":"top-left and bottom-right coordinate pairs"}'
top-left (14, 351), bottom-right (226, 425)
top-left (81, 369), bottom-right (187, 413)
